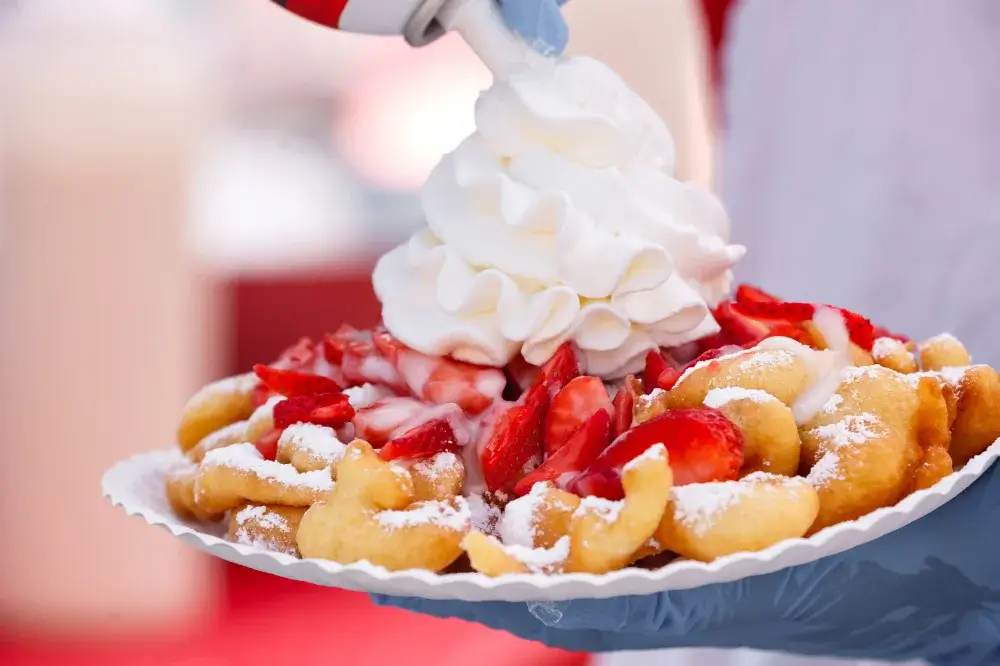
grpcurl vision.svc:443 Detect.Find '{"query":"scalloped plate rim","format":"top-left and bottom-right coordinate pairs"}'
top-left (101, 439), bottom-right (1000, 601)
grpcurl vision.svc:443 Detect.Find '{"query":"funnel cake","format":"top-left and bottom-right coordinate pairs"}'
top-left (159, 283), bottom-right (1000, 574)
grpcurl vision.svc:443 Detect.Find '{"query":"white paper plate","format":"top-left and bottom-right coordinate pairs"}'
top-left (102, 440), bottom-right (1000, 602)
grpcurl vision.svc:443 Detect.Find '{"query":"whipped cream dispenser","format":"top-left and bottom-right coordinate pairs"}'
top-left (272, 0), bottom-right (546, 77)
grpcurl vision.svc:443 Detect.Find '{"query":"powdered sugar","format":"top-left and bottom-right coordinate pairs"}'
top-left (202, 443), bottom-right (333, 492)
top-left (810, 413), bottom-right (883, 449)
top-left (923, 332), bottom-right (961, 347)
top-left (234, 504), bottom-right (289, 532)
top-left (623, 443), bottom-right (667, 474)
top-left (413, 451), bottom-right (462, 479)
top-left (197, 420), bottom-right (249, 450)
top-left (671, 480), bottom-right (749, 537)
top-left (499, 483), bottom-right (549, 547)
top-left (808, 452), bottom-right (843, 487)
top-left (871, 337), bottom-right (904, 361)
top-left (674, 348), bottom-right (755, 387)
top-left (938, 366), bottom-right (973, 385)
top-left (575, 496), bottom-right (623, 524)
top-left (501, 536), bottom-right (570, 573)
top-left (344, 383), bottom-right (394, 409)
top-left (279, 423), bottom-right (347, 465)
top-left (467, 493), bottom-right (502, 536)
top-left (248, 395), bottom-right (285, 429)
top-left (819, 393), bottom-right (844, 415)
top-left (376, 497), bottom-right (471, 532)
top-left (703, 387), bottom-right (776, 409)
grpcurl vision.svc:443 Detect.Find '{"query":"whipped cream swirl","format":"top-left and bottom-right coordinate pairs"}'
top-left (373, 56), bottom-right (745, 378)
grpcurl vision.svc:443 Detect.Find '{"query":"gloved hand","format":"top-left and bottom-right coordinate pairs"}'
top-left (373, 462), bottom-right (1000, 666)
top-left (497, 0), bottom-right (571, 56)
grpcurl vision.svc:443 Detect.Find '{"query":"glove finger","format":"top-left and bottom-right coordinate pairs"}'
top-left (497, 0), bottom-right (569, 56)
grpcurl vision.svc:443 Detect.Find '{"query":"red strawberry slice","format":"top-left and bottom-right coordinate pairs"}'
top-left (735, 283), bottom-right (780, 305)
top-left (253, 364), bottom-right (342, 397)
top-left (611, 381), bottom-right (637, 440)
top-left (372, 330), bottom-right (505, 415)
top-left (378, 418), bottom-right (459, 461)
top-left (273, 392), bottom-right (355, 430)
top-left (253, 337), bottom-right (321, 407)
top-left (480, 384), bottom-right (549, 492)
top-left (323, 325), bottom-right (406, 391)
top-left (642, 350), bottom-right (674, 394)
top-left (352, 397), bottom-right (426, 447)
top-left (544, 376), bottom-right (613, 456)
top-left (569, 407), bottom-right (744, 500)
top-left (730, 301), bottom-right (876, 351)
top-left (514, 409), bottom-right (611, 496)
top-left (534, 343), bottom-right (581, 396)
top-left (253, 428), bottom-right (282, 461)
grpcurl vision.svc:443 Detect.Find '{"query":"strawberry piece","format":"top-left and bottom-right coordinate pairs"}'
top-left (544, 376), bottom-right (613, 456)
top-left (378, 418), bottom-right (459, 461)
top-left (253, 337), bottom-right (321, 407)
top-left (642, 350), bottom-right (673, 394)
top-left (657, 366), bottom-right (683, 391)
top-left (480, 385), bottom-right (549, 492)
top-left (514, 409), bottom-right (611, 496)
top-left (273, 392), bottom-right (354, 430)
top-left (731, 301), bottom-right (876, 351)
top-left (711, 301), bottom-right (770, 347)
top-left (735, 283), bottom-right (780, 305)
top-left (253, 428), bottom-right (282, 461)
top-left (534, 343), bottom-right (581, 396)
top-left (253, 364), bottom-right (342, 397)
top-left (273, 337), bottom-right (318, 370)
top-left (569, 407), bottom-right (744, 499)
top-left (611, 381), bottom-right (637, 440)
top-left (872, 325), bottom-right (910, 344)
top-left (352, 397), bottom-right (426, 447)
top-left (373, 330), bottom-right (506, 415)
top-left (323, 325), bottom-right (405, 391)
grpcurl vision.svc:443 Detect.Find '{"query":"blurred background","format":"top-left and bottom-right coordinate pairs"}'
top-left (0, 0), bottom-right (731, 664)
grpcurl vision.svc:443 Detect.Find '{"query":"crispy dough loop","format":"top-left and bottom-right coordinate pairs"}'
top-left (296, 441), bottom-right (470, 572)
top-left (871, 337), bottom-right (919, 374)
top-left (177, 374), bottom-right (257, 451)
top-left (655, 474), bottom-right (819, 562)
top-left (919, 334), bottom-right (972, 371)
top-left (226, 503), bottom-right (307, 556)
top-left (566, 444), bottom-right (673, 574)
top-left (195, 443), bottom-right (334, 514)
top-left (704, 388), bottom-right (801, 477)
top-left (166, 463), bottom-right (224, 522)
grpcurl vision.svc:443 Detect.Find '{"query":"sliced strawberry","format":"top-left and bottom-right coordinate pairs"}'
top-left (253, 428), bottom-right (282, 461)
top-left (569, 407), bottom-right (744, 499)
top-left (611, 380), bottom-right (637, 440)
top-left (735, 283), bottom-right (780, 305)
top-left (657, 366), bottom-right (683, 391)
top-left (378, 418), bottom-right (459, 461)
top-left (323, 325), bottom-right (405, 390)
top-left (352, 397), bottom-right (426, 447)
top-left (534, 343), bottom-right (581, 396)
top-left (514, 409), bottom-right (611, 496)
top-left (731, 301), bottom-right (876, 351)
top-left (480, 385), bottom-right (549, 492)
top-left (544, 376), bottom-right (613, 456)
top-left (273, 337), bottom-right (318, 370)
top-left (253, 364), bottom-right (342, 397)
top-left (711, 301), bottom-right (770, 347)
top-left (373, 330), bottom-right (505, 415)
top-left (642, 350), bottom-right (673, 394)
top-left (273, 392), bottom-right (354, 430)
top-left (251, 383), bottom-right (275, 409)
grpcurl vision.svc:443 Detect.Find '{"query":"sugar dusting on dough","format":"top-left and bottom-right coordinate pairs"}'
top-left (185, 373), bottom-right (258, 409)
top-left (938, 366), bottom-right (973, 385)
top-left (467, 493), bottom-right (502, 536)
top-left (871, 337), bottom-right (904, 361)
top-left (502, 536), bottom-right (570, 573)
top-left (574, 496), bottom-right (623, 524)
top-left (279, 423), bottom-right (348, 465)
top-left (203, 443), bottom-right (333, 492)
top-left (623, 443), bottom-right (667, 473)
top-left (671, 481), bottom-right (749, 537)
top-left (806, 414), bottom-right (883, 488)
top-left (498, 483), bottom-right (550, 547)
top-left (235, 504), bottom-right (289, 532)
top-left (376, 497), bottom-right (471, 532)
top-left (703, 387), bottom-right (777, 408)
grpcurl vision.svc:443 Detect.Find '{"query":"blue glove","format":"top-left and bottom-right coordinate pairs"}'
top-left (374, 462), bottom-right (1000, 666)
top-left (497, 0), bottom-right (571, 56)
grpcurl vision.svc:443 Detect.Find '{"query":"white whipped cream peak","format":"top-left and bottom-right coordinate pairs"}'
top-left (374, 55), bottom-right (745, 378)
